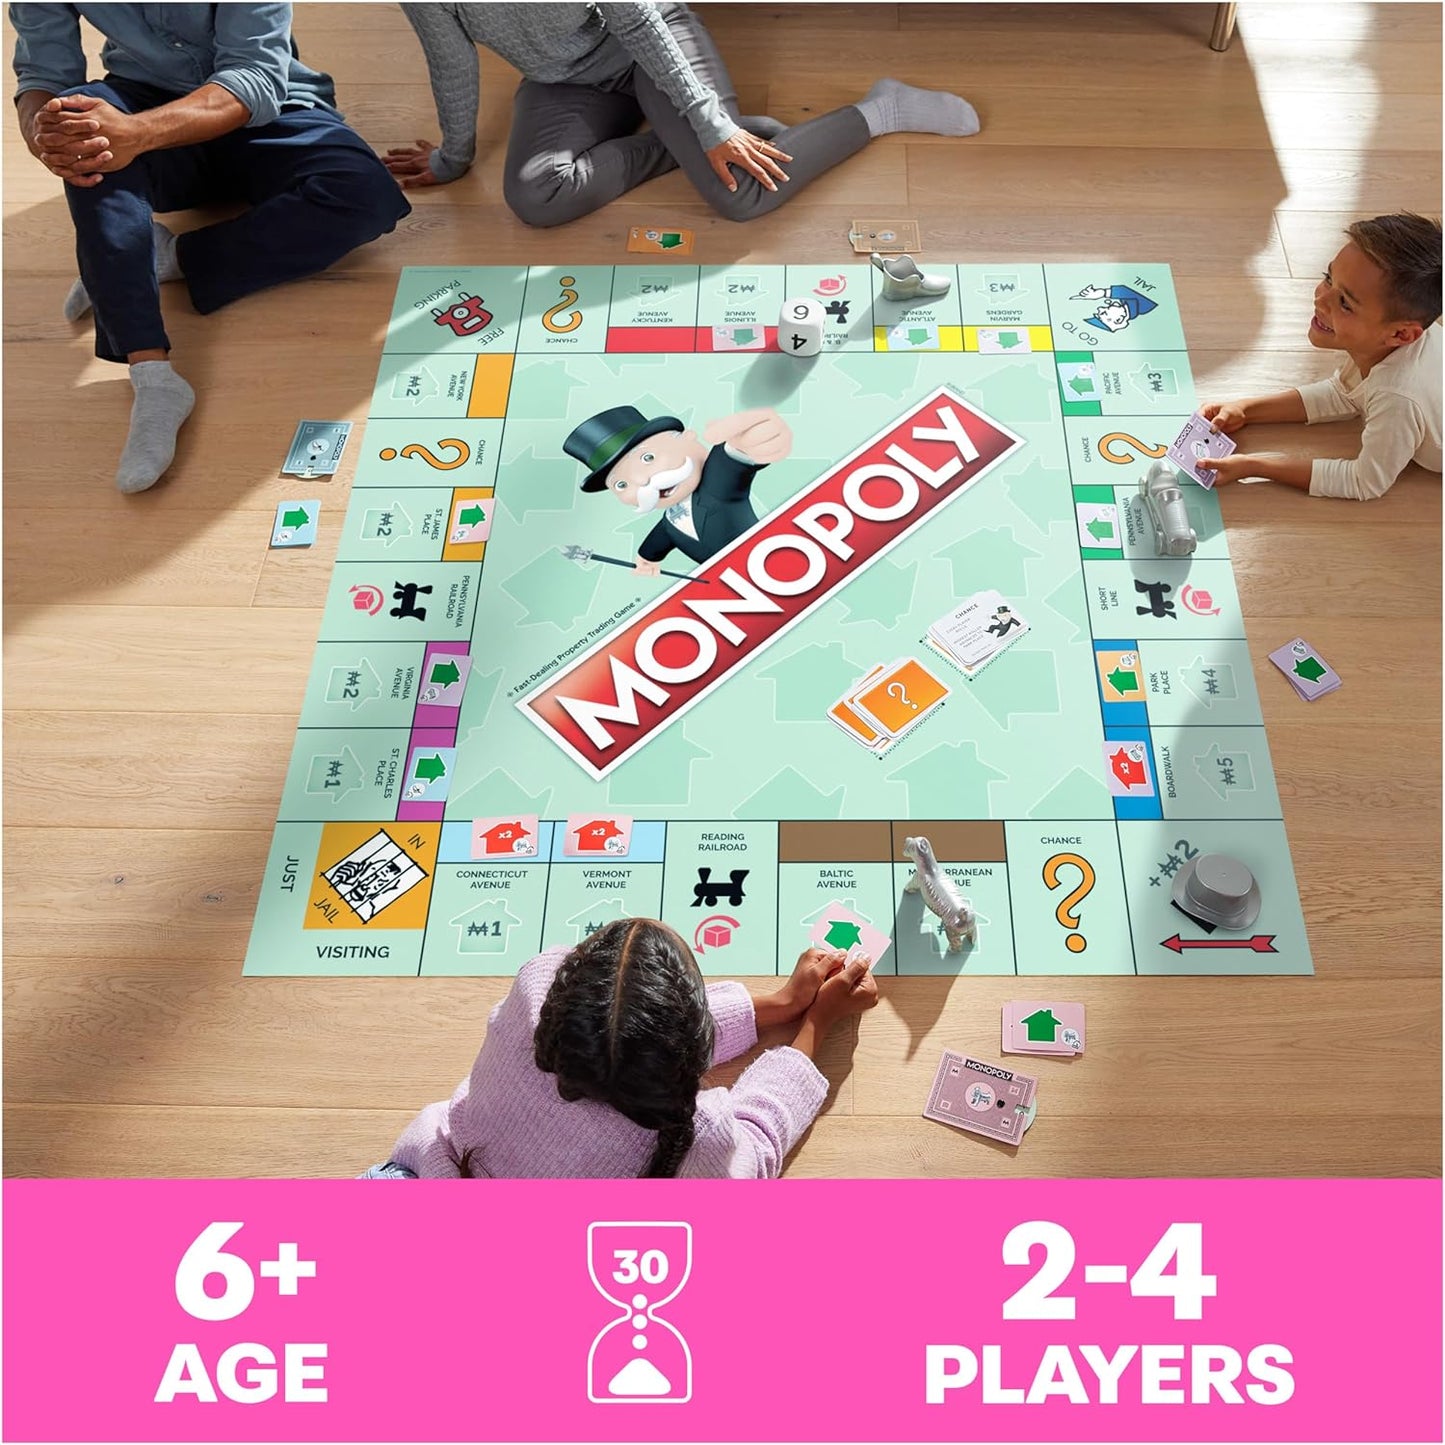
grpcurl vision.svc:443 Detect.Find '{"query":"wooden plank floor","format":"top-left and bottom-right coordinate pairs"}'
top-left (3, 2), bottom-right (1440, 1178)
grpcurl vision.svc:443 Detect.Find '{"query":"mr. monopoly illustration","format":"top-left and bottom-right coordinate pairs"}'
top-left (566, 404), bottom-right (793, 575)
top-left (1070, 281), bottom-right (1159, 333)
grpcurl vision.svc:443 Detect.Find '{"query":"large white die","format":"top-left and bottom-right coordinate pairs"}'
top-left (777, 297), bottom-right (824, 358)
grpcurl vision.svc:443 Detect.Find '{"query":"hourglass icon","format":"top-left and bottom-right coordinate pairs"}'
top-left (586, 1221), bottom-right (692, 1404)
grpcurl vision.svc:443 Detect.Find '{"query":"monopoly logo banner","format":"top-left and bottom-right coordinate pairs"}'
top-left (520, 385), bottom-right (1026, 778)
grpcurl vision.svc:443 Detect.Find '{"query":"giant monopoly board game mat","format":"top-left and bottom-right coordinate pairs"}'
top-left (244, 263), bottom-right (1313, 978)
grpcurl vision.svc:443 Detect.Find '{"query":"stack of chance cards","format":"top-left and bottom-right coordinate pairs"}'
top-left (1166, 410), bottom-right (1236, 490)
top-left (925, 590), bottom-right (1029, 678)
top-left (923, 1051), bottom-right (1037, 1146)
top-left (1002, 1001), bottom-right (1085, 1056)
top-left (828, 656), bottom-right (949, 753)
top-left (1268, 637), bottom-right (1342, 701)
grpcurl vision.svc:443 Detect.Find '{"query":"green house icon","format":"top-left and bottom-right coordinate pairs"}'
top-left (1021, 1008), bottom-right (1061, 1042)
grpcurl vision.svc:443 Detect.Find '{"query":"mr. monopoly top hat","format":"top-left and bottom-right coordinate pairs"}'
top-left (566, 405), bottom-right (685, 492)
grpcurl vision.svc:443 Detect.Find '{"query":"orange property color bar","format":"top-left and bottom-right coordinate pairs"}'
top-left (467, 354), bottom-right (515, 417)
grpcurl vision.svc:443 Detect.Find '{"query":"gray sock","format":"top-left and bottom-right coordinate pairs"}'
top-left (64, 220), bottom-right (182, 323)
top-left (853, 78), bottom-right (980, 138)
top-left (116, 360), bottom-right (195, 494)
top-left (739, 114), bottom-right (787, 141)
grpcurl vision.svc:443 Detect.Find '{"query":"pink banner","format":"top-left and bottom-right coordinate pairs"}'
top-left (3, 1179), bottom-right (1439, 1443)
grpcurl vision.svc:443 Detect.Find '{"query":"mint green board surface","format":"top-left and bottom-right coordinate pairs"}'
top-left (244, 264), bottom-right (1312, 978)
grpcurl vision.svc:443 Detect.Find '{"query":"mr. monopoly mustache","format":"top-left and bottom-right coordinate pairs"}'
top-left (631, 455), bottom-right (696, 513)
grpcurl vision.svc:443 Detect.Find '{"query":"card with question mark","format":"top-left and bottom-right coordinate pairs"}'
top-left (852, 657), bottom-right (949, 739)
top-left (827, 664), bottom-right (888, 750)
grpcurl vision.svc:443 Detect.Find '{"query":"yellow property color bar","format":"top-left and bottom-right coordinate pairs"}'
top-left (961, 325), bottom-right (1054, 352)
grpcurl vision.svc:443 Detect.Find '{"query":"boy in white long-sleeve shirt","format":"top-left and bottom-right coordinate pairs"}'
top-left (1198, 213), bottom-right (1441, 501)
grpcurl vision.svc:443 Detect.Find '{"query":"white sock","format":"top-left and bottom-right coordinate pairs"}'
top-left (64, 220), bottom-right (182, 323)
top-left (116, 360), bottom-right (195, 494)
top-left (853, 78), bottom-right (980, 138)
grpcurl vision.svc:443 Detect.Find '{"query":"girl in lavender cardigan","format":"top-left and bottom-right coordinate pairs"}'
top-left (367, 916), bottom-right (877, 1179)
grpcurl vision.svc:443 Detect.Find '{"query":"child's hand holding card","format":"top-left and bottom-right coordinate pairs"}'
top-left (1167, 411), bottom-right (1237, 489)
top-left (808, 901), bottom-right (892, 970)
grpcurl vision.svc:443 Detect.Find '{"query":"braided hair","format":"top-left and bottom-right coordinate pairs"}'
top-left (533, 918), bottom-right (715, 1178)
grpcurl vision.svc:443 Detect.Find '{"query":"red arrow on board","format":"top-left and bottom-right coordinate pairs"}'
top-left (1161, 934), bottom-right (1278, 954)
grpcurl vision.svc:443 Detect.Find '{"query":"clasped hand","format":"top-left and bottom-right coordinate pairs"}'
top-left (29, 95), bottom-right (140, 186)
top-left (769, 945), bottom-right (879, 1026)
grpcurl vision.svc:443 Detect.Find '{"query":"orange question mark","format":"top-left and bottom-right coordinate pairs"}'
top-left (379, 439), bottom-right (470, 469)
top-left (1043, 853), bottom-right (1096, 953)
top-left (1098, 431), bottom-right (1168, 465)
top-left (543, 276), bottom-right (583, 334)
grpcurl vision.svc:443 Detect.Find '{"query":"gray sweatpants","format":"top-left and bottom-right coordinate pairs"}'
top-left (502, 2), bottom-right (870, 227)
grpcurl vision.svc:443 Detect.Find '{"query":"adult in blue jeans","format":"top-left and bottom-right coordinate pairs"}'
top-left (10, 3), bottom-right (410, 493)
